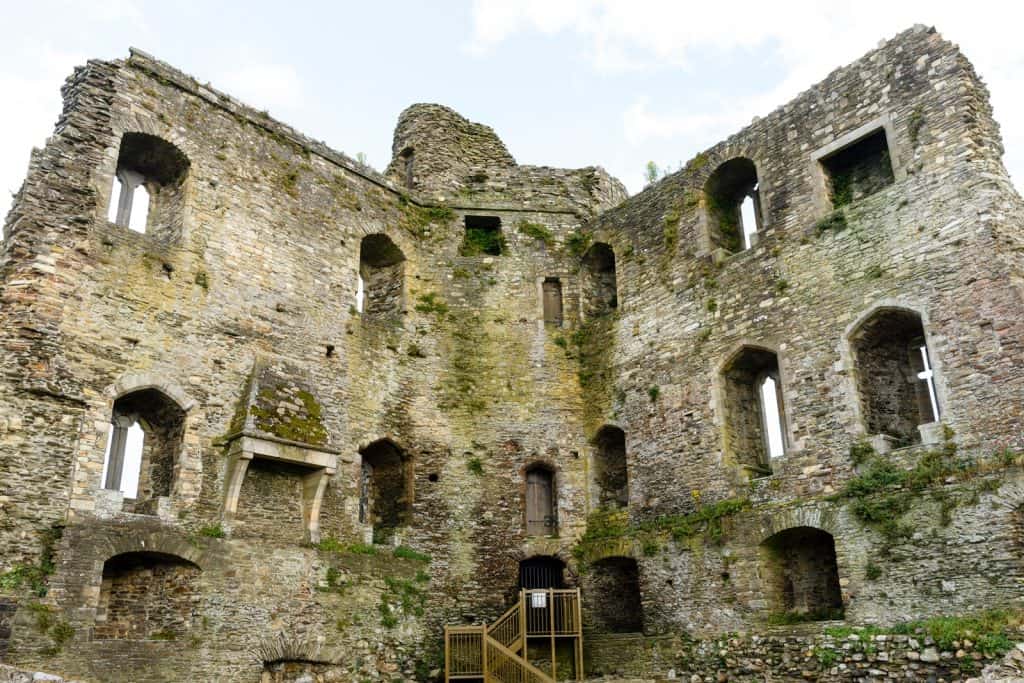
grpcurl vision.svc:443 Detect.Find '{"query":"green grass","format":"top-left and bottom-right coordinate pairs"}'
top-left (814, 210), bottom-right (847, 235)
top-left (825, 609), bottom-right (1021, 657)
top-left (517, 220), bottom-right (554, 246)
top-left (393, 546), bottom-right (431, 563)
top-left (198, 524), bottom-right (225, 538)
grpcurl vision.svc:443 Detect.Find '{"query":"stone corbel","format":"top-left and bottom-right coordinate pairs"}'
top-left (301, 467), bottom-right (335, 544)
top-left (222, 447), bottom-right (253, 524)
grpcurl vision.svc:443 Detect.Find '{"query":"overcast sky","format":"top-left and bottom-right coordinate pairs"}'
top-left (1, 1), bottom-right (1022, 222)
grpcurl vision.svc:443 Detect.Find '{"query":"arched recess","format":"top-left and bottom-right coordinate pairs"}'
top-left (718, 345), bottom-right (789, 476)
top-left (592, 425), bottom-right (628, 508)
top-left (94, 551), bottom-right (200, 640)
top-left (759, 526), bottom-right (843, 620)
top-left (359, 438), bottom-right (412, 543)
top-left (581, 242), bottom-right (617, 319)
top-left (848, 306), bottom-right (941, 447)
top-left (581, 556), bottom-right (643, 633)
top-left (101, 387), bottom-right (187, 515)
top-left (703, 157), bottom-right (761, 253)
top-left (518, 555), bottom-right (566, 589)
top-left (106, 132), bottom-right (190, 237)
top-left (358, 233), bottom-right (405, 318)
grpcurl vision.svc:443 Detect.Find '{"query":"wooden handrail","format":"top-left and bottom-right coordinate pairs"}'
top-left (484, 633), bottom-right (554, 683)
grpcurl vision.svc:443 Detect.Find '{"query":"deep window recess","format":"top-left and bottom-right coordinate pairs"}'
top-left (704, 157), bottom-right (761, 253)
top-left (107, 133), bottom-right (190, 236)
top-left (542, 278), bottom-right (563, 325)
top-left (759, 527), bottom-right (844, 621)
top-left (581, 242), bottom-right (617, 318)
top-left (721, 347), bottom-right (787, 476)
top-left (525, 466), bottom-right (557, 537)
top-left (820, 129), bottom-right (894, 207)
top-left (94, 552), bottom-right (199, 640)
top-left (358, 234), bottom-right (405, 318)
top-left (461, 215), bottom-right (505, 256)
top-left (102, 389), bottom-right (186, 514)
top-left (593, 425), bottom-right (628, 508)
top-left (359, 439), bottom-right (411, 543)
top-left (582, 556), bottom-right (643, 633)
top-left (851, 308), bottom-right (939, 446)
top-left (400, 147), bottom-right (415, 189)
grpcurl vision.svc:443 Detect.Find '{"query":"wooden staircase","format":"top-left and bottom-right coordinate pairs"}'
top-left (445, 588), bottom-right (583, 683)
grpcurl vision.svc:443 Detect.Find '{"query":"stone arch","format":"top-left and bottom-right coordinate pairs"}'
top-left (358, 438), bottom-right (413, 542)
top-left (702, 156), bottom-right (762, 253)
top-left (518, 555), bottom-right (566, 589)
top-left (592, 425), bottom-right (628, 508)
top-left (580, 242), bottom-right (617, 319)
top-left (758, 526), bottom-right (843, 620)
top-left (714, 342), bottom-right (791, 476)
top-left (843, 302), bottom-right (944, 447)
top-left (358, 232), bottom-right (406, 319)
top-left (94, 550), bottom-right (201, 640)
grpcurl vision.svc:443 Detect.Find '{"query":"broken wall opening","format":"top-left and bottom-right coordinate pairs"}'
top-left (851, 308), bottom-right (938, 446)
top-left (107, 132), bottom-right (190, 237)
top-left (704, 158), bottom-right (760, 253)
top-left (582, 556), bottom-right (643, 633)
top-left (581, 243), bottom-right (617, 318)
top-left (359, 439), bottom-right (412, 543)
top-left (821, 128), bottom-right (894, 207)
top-left (94, 551), bottom-right (199, 640)
top-left (759, 527), bottom-right (843, 620)
top-left (720, 347), bottom-right (786, 475)
top-left (358, 233), bottom-right (405, 319)
top-left (102, 388), bottom-right (186, 514)
top-left (461, 215), bottom-right (504, 256)
top-left (593, 425), bottom-right (628, 508)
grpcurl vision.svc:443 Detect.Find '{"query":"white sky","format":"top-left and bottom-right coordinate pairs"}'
top-left (0, 0), bottom-right (1021, 224)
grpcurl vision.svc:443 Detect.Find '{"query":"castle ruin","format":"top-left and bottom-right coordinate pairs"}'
top-left (1, 24), bottom-right (1024, 682)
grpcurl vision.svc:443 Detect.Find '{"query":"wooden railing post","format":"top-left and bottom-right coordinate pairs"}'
top-left (444, 627), bottom-right (450, 683)
top-left (482, 623), bottom-right (490, 683)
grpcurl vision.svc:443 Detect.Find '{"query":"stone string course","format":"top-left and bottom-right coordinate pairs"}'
top-left (0, 23), bottom-right (1022, 683)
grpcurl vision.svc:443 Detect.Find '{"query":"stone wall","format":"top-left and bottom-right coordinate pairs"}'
top-left (0, 23), bottom-right (1022, 683)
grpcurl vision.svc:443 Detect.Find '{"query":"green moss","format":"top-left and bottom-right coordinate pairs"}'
top-left (281, 168), bottom-right (300, 198)
top-left (194, 271), bottom-right (209, 290)
top-left (647, 385), bottom-right (660, 402)
top-left (466, 457), bottom-right (484, 476)
top-left (865, 560), bottom-right (882, 581)
top-left (663, 209), bottom-right (680, 252)
top-left (517, 220), bottom-right (554, 247)
top-left (774, 279), bottom-right (789, 295)
top-left (346, 542), bottom-right (378, 556)
top-left (0, 526), bottom-right (62, 597)
top-left (249, 386), bottom-right (328, 446)
top-left (398, 195), bottom-right (455, 238)
top-left (379, 575), bottom-right (427, 627)
top-left (688, 152), bottom-right (710, 172)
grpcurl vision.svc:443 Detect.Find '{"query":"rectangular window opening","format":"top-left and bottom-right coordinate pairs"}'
top-left (820, 129), bottom-right (894, 208)
top-left (462, 215), bottom-right (504, 256)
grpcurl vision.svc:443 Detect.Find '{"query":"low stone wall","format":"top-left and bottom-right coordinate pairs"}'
top-left (584, 629), bottom-right (1024, 681)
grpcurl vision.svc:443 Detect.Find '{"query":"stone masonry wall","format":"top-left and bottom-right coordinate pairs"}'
top-left (0, 24), bottom-right (1023, 683)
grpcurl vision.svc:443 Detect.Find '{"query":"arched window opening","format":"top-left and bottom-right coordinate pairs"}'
top-left (820, 128), bottom-right (894, 208)
top-left (593, 426), bottom-right (628, 508)
top-left (359, 439), bottom-right (412, 543)
top-left (704, 158), bottom-right (760, 253)
top-left (581, 242), bottom-right (617, 319)
top-left (851, 308), bottom-right (939, 447)
top-left (94, 552), bottom-right (199, 640)
top-left (108, 133), bottom-right (189, 236)
top-left (358, 234), bottom-right (405, 319)
top-left (542, 277), bottom-right (563, 325)
top-left (102, 388), bottom-right (186, 514)
top-left (525, 466), bottom-right (557, 537)
top-left (400, 147), bottom-right (415, 189)
top-left (582, 556), bottom-right (643, 633)
top-left (519, 556), bottom-right (565, 589)
top-left (721, 347), bottom-right (787, 476)
top-left (759, 527), bottom-right (843, 621)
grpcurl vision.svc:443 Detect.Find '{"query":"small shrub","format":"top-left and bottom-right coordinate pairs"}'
top-left (565, 231), bottom-right (592, 258)
top-left (467, 457), bottom-right (484, 476)
top-left (414, 292), bottom-right (449, 316)
top-left (865, 561), bottom-right (882, 581)
top-left (647, 386), bottom-right (660, 402)
top-left (849, 440), bottom-right (876, 466)
top-left (814, 210), bottom-right (847, 236)
top-left (393, 546), bottom-right (431, 563)
top-left (517, 220), bottom-right (554, 246)
top-left (198, 524), bottom-right (225, 539)
top-left (347, 542), bottom-right (378, 556)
